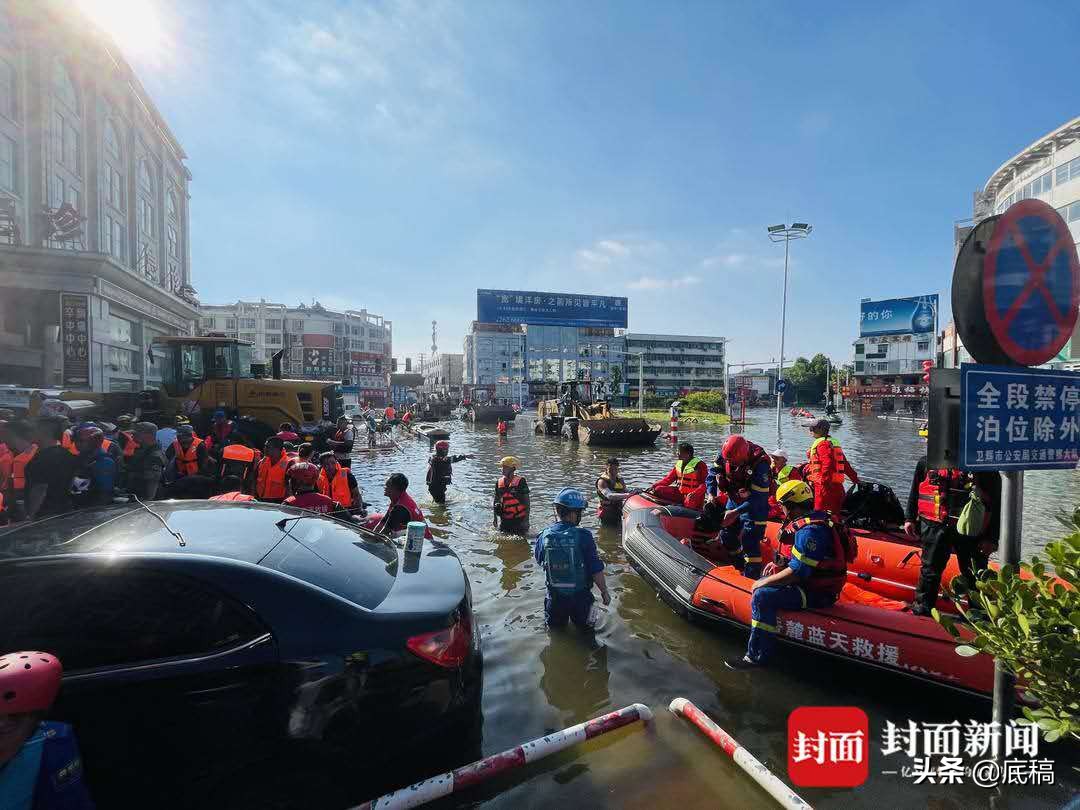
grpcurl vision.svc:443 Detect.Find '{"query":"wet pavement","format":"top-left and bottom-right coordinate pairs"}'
top-left (348, 410), bottom-right (1079, 809)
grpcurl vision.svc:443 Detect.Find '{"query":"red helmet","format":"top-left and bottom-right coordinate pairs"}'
top-left (435, 440), bottom-right (449, 452)
top-left (721, 434), bottom-right (749, 464)
top-left (0, 651), bottom-right (62, 713)
top-left (287, 461), bottom-right (320, 488)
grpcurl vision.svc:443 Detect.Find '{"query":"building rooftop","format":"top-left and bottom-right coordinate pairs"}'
top-left (983, 115), bottom-right (1080, 199)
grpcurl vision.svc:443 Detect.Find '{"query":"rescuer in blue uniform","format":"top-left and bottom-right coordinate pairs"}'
top-left (533, 488), bottom-right (610, 629)
top-left (702, 435), bottom-right (773, 579)
top-left (0, 650), bottom-right (95, 809)
top-left (727, 480), bottom-right (850, 670)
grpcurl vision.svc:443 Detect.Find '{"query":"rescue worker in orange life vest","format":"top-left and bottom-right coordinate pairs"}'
top-left (595, 458), bottom-right (641, 526)
top-left (494, 456), bottom-right (530, 533)
top-left (701, 435), bottom-right (773, 579)
top-left (426, 440), bottom-right (473, 504)
top-left (284, 461), bottom-right (343, 515)
top-left (255, 436), bottom-right (292, 503)
top-left (649, 442), bottom-right (707, 510)
top-left (806, 418), bottom-right (858, 514)
top-left (534, 488), bottom-right (610, 629)
top-left (317, 451), bottom-right (363, 514)
top-left (209, 475), bottom-right (256, 502)
top-left (904, 446), bottom-right (1000, 616)
top-left (165, 425), bottom-right (208, 479)
top-left (727, 480), bottom-right (850, 669)
top-left (217, 436), bottom-right (259, 495)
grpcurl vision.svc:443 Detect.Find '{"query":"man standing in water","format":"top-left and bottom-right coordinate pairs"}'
top-left (493, 456), bottom-right (530, 533)
top-left (534, 488), bottom-right (610, 629)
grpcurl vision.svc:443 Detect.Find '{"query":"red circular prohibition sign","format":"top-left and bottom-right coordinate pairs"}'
top-left (982, 199), bottom-right (1080, 366)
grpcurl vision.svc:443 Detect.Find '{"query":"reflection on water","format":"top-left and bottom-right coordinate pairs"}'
top-left (348, 413), bottom-right (1078, 808)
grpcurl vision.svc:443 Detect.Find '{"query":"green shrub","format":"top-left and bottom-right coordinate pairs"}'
top-left (684, 391), bottom-right (727, 413)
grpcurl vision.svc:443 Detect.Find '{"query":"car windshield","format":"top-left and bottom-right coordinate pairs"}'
top-left (269, 518), bottom-right (399, 610)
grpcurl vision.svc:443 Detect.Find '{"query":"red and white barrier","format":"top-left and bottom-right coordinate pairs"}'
top-left (352, 703), bottom-right (654, 810)
top-left (669, 698), bottom-right (810, 810)
top-left (669, 414), bottom-right (679, 443)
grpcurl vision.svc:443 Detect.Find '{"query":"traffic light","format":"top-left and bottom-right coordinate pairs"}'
top-left (922, 359), bottom-right (933, 385)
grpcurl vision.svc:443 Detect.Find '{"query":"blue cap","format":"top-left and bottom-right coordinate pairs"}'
top-left (553, 488), bottom-right (588, 510)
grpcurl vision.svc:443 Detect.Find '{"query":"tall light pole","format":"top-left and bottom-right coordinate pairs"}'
top-left (767, 222), bottom-right (812, 436)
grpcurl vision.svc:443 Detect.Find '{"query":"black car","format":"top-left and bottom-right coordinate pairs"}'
top-left (0, 501), bottom-right (482, 808)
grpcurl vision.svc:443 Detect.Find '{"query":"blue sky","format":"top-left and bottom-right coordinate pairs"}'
top-left (119, 0), bottom-right (1076, 365)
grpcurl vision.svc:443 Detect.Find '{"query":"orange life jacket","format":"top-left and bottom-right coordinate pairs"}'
top-left (0, 443), bottom-right (11, 491)
top-left (917, 468), bottom-right (971, 524)
top-left (256, 454), bottom-right (290, 500)
top-left (171, 437), bottom-right (203, 476)
top-left (318, 465), bottom-right (354, 508)
top-left (120, 431), bottom-right (136, 458)
top-left (808, 437), bottom-right (849, 486)
top-left (776, 514), bottom-right (854, 599)
top-left (100, 438), bottom-right (114, 455)
top-left (209, 491), bottom-right (257, 502)
top-left (11, 445), bottom-right (37, 492)
top-left (496, 475), bottom-right (528, 520)
top-left (674, 457), bottom-right (705, 495)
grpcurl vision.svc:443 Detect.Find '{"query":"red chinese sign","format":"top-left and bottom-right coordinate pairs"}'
top-left (852, 384), bottom-right (928, 399)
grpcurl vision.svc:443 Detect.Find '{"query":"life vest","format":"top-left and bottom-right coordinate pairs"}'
top-left (497, 421), bottom-right (507, 435)
top-left (384, 407), bottom-right (396, 420)
top-left (395, 490), bottom-right (432, 538)
top-left (171, 437), bottom-right (203, 476)
top-left (11, 445), bottom-right (37, 492)
top-left (318, 465), bottom-right (354, 507)
top-left (808, 437), bottom-right (848, 486)
top-left (776, 463), bottom-right (804, 486)
top-left (776, 514), bottom-right (854, 599)
top-left (495, 475), bottom-right (528, 520)
top-left (710, 444), bottom-right (769, 498)
top-left (255, 454), bottom-right (290, 500)
top-left (674, 457), bottom-right (704, 495)
top-left (596, 474), bottom-right (626, 521)
top-left (120, 431), bottom-right (136, 458)
top-left (61, 430), bottom-right (77, 454)
top-left (0, 443), bottom-right (11, 490)
top-left (220, 444), bottom-right (257, 481)
top-left (428, 455), bottom-right (453, 485)
top-left (210, 491), bottom-right (256, 502)
top-left (540, 524), bottom-right (589, 594)
top-left (917, 468), bottom-right (971, 524)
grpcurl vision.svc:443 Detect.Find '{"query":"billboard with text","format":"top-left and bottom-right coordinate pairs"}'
top-left (860, 295), bottom-right (938, 337)
top-left (477, 289), bottom-right (628, 328)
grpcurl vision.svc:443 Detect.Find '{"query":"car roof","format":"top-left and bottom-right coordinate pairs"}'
top-left (0, 501), bottom-right (312, 564)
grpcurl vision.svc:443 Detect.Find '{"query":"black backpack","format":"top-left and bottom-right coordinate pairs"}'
top-left (842, 481), bottom-right (905, 530)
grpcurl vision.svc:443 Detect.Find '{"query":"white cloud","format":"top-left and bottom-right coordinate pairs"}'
top-left (575, 235), bottom-right (666, 271)
top-left (627, 275), bottom-right (701, 291)
top-left (596, 239), bottom-right (630, 256)
top-left (701, 252), bottom-right (747, 269)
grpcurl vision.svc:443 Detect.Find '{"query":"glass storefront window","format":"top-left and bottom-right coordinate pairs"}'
top-left (107, 345), bottom-right (135, 373)
top-left (109, 314), bottom-right (134, 344)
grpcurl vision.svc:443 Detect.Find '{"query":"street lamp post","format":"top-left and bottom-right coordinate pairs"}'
top-left (767, 222), bottom-right (813, 437)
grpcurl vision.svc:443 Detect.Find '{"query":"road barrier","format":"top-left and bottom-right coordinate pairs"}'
top-left (669, 698), bottom-right (810, 810)
top-left (352, 702), bottom-right (654, 810)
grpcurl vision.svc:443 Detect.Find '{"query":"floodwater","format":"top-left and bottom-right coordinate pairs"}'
top-left (347, 410), bottom-right (1078, 809)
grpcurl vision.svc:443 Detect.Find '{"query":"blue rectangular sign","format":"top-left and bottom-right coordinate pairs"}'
top-left (859, 295), bottom-right (938, 337)
top-left (477, 289), bottom-right (628, 328)
top-left (960, 364), bottom-right (1080, 471)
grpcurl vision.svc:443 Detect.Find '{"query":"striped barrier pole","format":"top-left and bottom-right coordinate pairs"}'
top-left (669, 698), bottom-right (811, 810)
top-left (351, 703), bottom-right (654, 810)
top-left (669, 412), bottom-right (679, 443)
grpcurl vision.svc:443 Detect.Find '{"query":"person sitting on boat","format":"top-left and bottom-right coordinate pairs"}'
top-left (534, 488), bottom-right (610, 629)
top-left (401, 409), bottom-right (413, 427)
top-left (701, 435), bottom-right (772, 578)
top-left (494, 456), bottom-right (530, 534)
top-left (727, 480), bottom-right (853, 670)
top-left (806, 418), bottom-right (858, 515)
top-left (0, 651), bottom-right (96, 810)
top-left (366, 473), bottom-right (432, 538)
top-left (903, 452), bottom-right (999, 616)
top-left (766, 447), bottom-right (803, 519)
top-left (648, 442), bottom-right (707, 510)
top-left (426, 440), bottom-right (473, 504)
top-left (317, 451), bottom-right (363, 514)
top-left (595, 457), bottom-right (642, 526)
top-left (283, 461), bottom-right (344, 516)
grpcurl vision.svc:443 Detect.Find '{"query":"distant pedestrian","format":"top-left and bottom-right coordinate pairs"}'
top-left (426, 440), bottom-right (472, 504)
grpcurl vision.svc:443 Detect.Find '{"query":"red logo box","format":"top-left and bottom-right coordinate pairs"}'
top-left (788, 706), bottom-right (869, 787)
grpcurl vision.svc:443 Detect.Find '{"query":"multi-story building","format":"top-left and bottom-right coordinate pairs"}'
top-left (0, 0), bottom-right (197, 391)
top-left (954, 114), bottom-right (1080, 367)
top-left (622, 333), bottom-right (726, 399)
top-left (850, 295), bottom-right (938, 413)
top-left (199, 300), bottom-right (392, 393)
top-left (523, 325), bottom-right (625, 391)
top-left (421, 352), bottom-right (463, 395)
top-left (463, 322), bottom-right (524, 400)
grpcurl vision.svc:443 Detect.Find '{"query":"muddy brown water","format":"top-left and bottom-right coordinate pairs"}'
top-left (347, 411), bottom-right (1078, 808)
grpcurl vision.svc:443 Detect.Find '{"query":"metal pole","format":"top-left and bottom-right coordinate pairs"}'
top-left (723, 360), bottom-right (730, 420)
top-left (638, 352), bottom-right (644, 415)
top-left (776, 235), bottom-right (790, 437)
top-left (992, 469), bottom-right (1024, 758)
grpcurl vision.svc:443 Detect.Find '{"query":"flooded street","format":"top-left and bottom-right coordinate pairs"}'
top-left (349, 411), bottom-right (1078, 809)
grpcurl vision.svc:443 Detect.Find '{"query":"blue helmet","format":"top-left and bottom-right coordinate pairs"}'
top-left (553, 488), bottom-right (587, 510)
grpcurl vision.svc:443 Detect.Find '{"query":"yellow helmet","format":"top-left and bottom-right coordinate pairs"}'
top-left (499, 456), bottom-right (521, 468)
top-left (776, 479), bottom-right (814, 505)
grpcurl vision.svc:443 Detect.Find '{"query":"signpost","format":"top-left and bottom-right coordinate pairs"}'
top-left (776, 379), bottom-right (788, 394)
top-left (951, 198), bottom-right (1080, 755)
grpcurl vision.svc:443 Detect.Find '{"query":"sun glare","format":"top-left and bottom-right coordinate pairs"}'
top-left (75, 0), bottom-right (164, 59)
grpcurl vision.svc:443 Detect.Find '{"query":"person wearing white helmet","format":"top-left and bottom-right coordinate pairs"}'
top-left (534, 488), bottom-right (610, 629)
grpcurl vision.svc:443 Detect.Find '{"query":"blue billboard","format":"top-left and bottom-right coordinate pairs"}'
top-left (859, 295), bottom-right (938, 337)
top-left (477, 289), bottom-right (628, 328)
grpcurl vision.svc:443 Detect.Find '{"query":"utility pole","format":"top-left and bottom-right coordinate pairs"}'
top-left (638, 351), bottom-right (644, 415)
top-left (767, 223), bottom-right (813, 438)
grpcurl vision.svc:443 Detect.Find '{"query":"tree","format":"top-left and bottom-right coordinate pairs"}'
top-left (935, 510), bottom-right (1080, 742)
top-left (784, 354), bottom-right (830, 404)
top-left (611, 365), bottom-right (622, 390)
